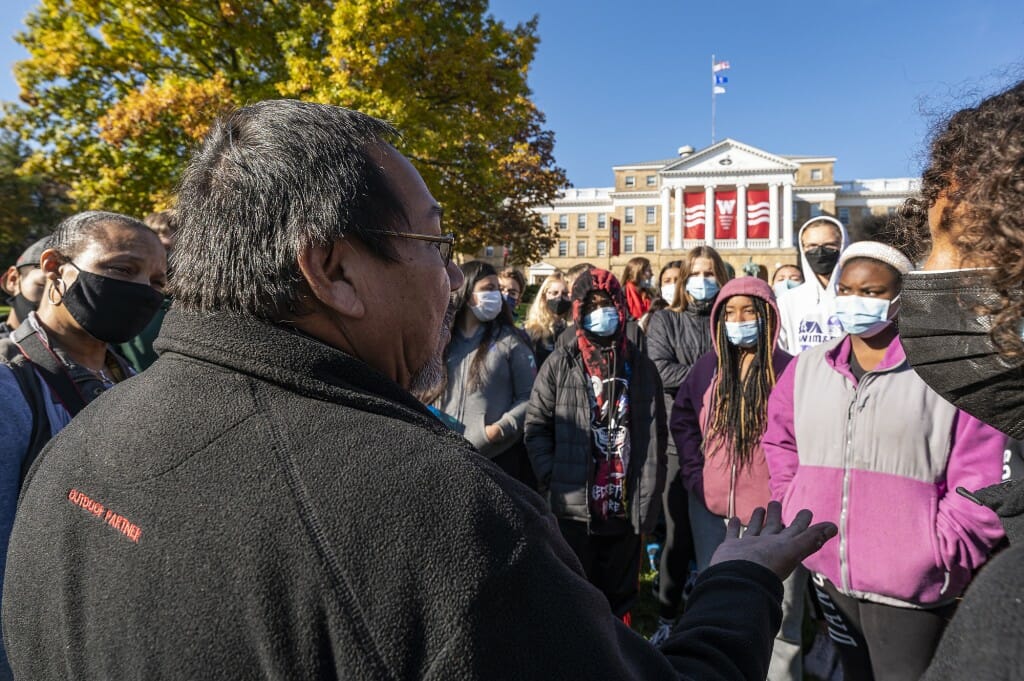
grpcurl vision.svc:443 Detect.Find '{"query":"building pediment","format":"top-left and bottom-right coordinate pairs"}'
top-left (661, 139), bottom-right (799, 176)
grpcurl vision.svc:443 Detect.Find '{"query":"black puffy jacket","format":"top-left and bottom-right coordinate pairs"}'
top-left (524, 338), bottom-right (667, 534)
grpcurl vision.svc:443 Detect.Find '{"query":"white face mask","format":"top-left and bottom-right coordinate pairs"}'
top-left (469, 290), bottom-right (503, 322)
top-left (835, 294), bottom-right (899, 337)
top-left (660, 283), bottom-right (677, 305)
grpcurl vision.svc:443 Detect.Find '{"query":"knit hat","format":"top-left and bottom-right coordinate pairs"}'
top-left (15, 237), bottom-right (51, 268)
top-left (838, 241), bottom-right (913, 275)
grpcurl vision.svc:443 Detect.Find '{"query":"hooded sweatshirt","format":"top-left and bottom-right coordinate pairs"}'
top-left (777, 216), bottom-right (850, 355)
top-left (670, 278), bottom-right (792, 525)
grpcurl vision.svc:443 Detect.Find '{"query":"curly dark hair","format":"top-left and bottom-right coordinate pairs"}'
top-left (898, 79), bottom-right (1024, 357)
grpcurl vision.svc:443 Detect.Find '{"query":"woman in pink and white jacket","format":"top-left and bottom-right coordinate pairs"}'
top-left (763, 241), bottom-right (1005, 681)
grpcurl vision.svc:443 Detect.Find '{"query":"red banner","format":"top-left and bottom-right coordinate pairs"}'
top-left (610, 218), bottom-right (621, 256)
top-left (747, 189), bottom-right (770, 239)
top-left (714, 190), bottom-right (738, 239)
top-left (683, 192), bottom-right (705, 239)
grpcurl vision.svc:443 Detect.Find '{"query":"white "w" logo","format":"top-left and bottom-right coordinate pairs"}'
top-left (716, 199), bottom-right (736, 215)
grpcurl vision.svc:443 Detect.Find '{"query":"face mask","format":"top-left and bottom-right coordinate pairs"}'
top-left (469, 290), bottom-right (503, 322)
top-left (642, 277), bottom-right (653, 289)
top-left (547, 297), bottom-right (571, 316)
top-left (834, 295), bottom-right (895, 336)
top-left (9, 293), bottom-right (38, 322)
top-left (804, 247), bottom-right (841, 276)
top-left (685, 276), bottom-right (719, 301)
top-left (583, 306), bottom-right (619, 337)
top-left (900, 269), bottom-right (1024, 440)
top-left (660, 283), bottom-right (677, 305)
top-left (502, 293), bottom-right (519, 310)
top-left (725, 320), bottom-right (761, 348)
top-left (772, 280), bottom-right (800, 298)
top-left (61, 262), bottom-right (164, 343)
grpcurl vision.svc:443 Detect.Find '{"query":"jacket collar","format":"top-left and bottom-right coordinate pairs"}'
top-left (154, 307), bottom-right (461, 443)
top-left (824, 330), bottom-right (907, 384)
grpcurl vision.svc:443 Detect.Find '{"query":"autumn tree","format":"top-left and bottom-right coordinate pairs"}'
top-left (0, 129), bottom-right (68, 266)
top-left (5, 0), bottom-right (566, 263)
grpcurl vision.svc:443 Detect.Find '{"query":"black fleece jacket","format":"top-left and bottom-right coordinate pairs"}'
top-left (3, 308), bottom-right (782, 680)
top-left (923, 478), bottom-right (1024, 681)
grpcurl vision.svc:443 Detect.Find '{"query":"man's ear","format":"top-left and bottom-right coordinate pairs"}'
top-left (296, 239), bottom-right (366, 320)
top-left (1, 266), bottom-right (17, 295)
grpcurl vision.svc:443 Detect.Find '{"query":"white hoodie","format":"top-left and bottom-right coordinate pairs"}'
top-left (776, 216), bottom-right (850, 354)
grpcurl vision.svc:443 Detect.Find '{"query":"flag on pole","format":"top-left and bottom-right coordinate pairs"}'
top-left (715, 75), bottom-right (728, 85)
top-left (712, 60), bottom-right (730, 72)
top-left (713, 86), bottom-right (726, 94)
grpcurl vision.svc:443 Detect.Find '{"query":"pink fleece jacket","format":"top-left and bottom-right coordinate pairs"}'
top-left (763, 332), bottom-right (1005, 606)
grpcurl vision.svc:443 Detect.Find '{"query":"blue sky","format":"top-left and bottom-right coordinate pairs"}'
top-left (2, 1), bottom-right (1022, 186)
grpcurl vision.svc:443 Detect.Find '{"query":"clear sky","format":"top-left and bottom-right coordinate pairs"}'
top-left (2, 1), bottom-right (1022, 187)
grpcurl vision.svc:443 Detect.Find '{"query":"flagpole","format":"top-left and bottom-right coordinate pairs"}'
top-left (710, 54), bottom-right (716, 145)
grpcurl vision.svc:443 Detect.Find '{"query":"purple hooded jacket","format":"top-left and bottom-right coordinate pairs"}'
top-left (670, 278), bottom-right (792, 525)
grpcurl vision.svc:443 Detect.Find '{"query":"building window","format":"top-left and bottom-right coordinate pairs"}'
top-left (597, 240), bottom-right (607, 256)
top-left (598, 213), bottom-right (607, 229)
top-left (625, 175), bottom-right (635, 188)
top-left (810, 203), bottom-right (822, 218)
top-left (558, 240), bottom-right (568, 257)
top-left (645, 206), bottom-right (656, 224)
top-left (558, 214), bottom-right (568, 230)
top-left (624, 235), bottom-right (635, 253)
top-left (646, 175), bottom-right (657, 187)
top-left (577, 241), bottom-right (587, 257)
top-left (485, 246), bottom-right (494, 257)
top-left (645, 235), bottom-right (656, 252)
top-left (888, 206), bottom-right (897, 216)
top-left (540, 214), bottom-right (549, 227)
top-left (838, 207), bottom-right (850, 225)
top-left (577, 214), bottom-right (587, 229)
top-left (624, 207), bottom-right (635, 224)
top-left (810, 168), bottom-right (823, 181)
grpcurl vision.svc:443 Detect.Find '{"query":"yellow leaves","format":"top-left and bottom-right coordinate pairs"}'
top-left (97, 73), bottom-right (235, 146)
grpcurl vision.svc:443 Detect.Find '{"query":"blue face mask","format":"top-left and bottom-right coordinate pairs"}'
top-left (835, 295), bottom-right (894, 336)
top-left (772, 280), bottom-right (801, 298)
top-left (583, 306), bottom-right (619, 337)
top-left (725, 320), bottom-right (761, 348)
top-left (686, 276), bottom-right (719, 301)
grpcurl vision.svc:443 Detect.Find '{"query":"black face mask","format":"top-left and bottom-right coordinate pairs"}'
top-left (62, 263), bottom-right (165, 344)
top-left (804, 247), bottom-right (840, 276)
top-left (900, 269), bottom-right (1024, 439)
top-left (8, 293), bottom-right (37, 322)
top-left (547, 297), bottom-right (572, 316)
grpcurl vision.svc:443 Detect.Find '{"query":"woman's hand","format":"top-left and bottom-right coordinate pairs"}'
top-left (485, 424), bottom-right (503, 442)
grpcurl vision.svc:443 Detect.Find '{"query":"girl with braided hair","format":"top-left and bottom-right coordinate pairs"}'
top-left (670, 277), bottom-right (798, 678)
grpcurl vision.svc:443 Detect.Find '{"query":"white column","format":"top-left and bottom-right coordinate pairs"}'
top-left (736, 184), bottom-right (748, 249)
top-left (672, 186), bottom-right (684, 248)
top-left (782, 183), bottom-right (794, 248)
top-left (769, 183), bottom-right (780, 247)
top-left (704, 184), bottom-right (715, 247)
top-left (660, 187), bottom-right (671, 250)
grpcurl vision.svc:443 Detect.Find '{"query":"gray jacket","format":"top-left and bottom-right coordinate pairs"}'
top-left (524, 340), bottom-right (667, 533)
top-left (439, 324), bottom-right (536, 458)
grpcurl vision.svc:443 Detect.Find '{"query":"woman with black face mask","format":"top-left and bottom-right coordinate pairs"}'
top-left (524, 272), bottom-right (571, 367)
top-left (894, 78), bottom-right (1024, 681)
top-left (0, 210), bottom-right (165, 676)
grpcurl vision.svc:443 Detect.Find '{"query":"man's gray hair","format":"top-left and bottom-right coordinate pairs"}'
top-left (170, 99), bottom-right (408, 320)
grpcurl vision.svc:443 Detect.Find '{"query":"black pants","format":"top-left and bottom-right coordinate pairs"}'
top-left (558, 520), bottom-right (641, 618)
top-left (657, 450), bottom-right (695, 619)
top-left (812, 574), bottom-right (957, 681)
top-left (491, 441), bottom-right (537, 491)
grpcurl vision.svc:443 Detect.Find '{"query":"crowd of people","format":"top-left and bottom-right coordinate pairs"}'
top-left (0, 78), bottom-right (1020, 680)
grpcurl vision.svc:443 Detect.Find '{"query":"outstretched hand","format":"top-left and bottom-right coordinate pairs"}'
top-left (708, 501), bottom-right (837, 581)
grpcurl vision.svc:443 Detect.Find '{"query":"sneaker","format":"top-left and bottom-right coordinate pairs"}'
top-left (648, 618), bottom-right (676, 647)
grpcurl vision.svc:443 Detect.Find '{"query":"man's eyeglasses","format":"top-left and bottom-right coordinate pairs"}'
top-left (362, 230), bottom-right (456, 268)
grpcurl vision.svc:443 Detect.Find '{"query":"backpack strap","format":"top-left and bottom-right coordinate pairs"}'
top-left (5, 354), bottom-right (53, 488)
top-left (10, 322), bottom-right (89, 416)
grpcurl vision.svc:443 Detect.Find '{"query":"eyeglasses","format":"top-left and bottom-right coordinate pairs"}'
top-left (362, 230), bottom-right (456, 268)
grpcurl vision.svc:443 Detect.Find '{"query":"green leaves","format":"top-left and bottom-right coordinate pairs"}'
top-left (5, 0), bottom-right (566, 263)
